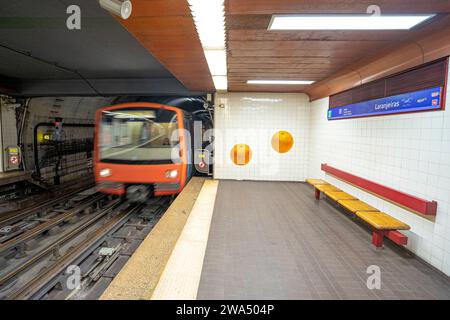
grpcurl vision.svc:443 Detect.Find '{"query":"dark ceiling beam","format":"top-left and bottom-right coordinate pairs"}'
top-left (17, 78), bottom-right (203, 97)
top-left (0, 76), bottom-right (20, 95)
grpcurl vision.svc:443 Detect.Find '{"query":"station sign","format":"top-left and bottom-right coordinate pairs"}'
top-left (328, 86), bottom-right (443, 120)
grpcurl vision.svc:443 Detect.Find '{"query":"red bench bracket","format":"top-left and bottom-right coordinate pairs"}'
top-left (372, 230), bottom-right (408, 248)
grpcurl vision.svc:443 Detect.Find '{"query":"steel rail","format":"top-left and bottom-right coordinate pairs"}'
top-left (0, 193), bottom-right (106, 255)
top-left (0, 183), bottom-right (95, 227)
top-left (0, 198), bottom-right (125, 289)
top-left (9, 201), bottom-right (142, 300)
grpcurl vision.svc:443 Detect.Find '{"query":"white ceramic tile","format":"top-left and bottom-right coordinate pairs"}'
top-left (212, 65), bottom-right (450, 276)
top-left (214, 93), bottom-right (309, 181)
top-left (307, 63), bottom-right (450, 275)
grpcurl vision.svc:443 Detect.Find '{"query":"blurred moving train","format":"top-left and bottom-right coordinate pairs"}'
top-left (94, 101), bottom-right (212, 201)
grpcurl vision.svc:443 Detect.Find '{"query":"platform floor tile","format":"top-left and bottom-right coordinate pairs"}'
top-left (197, 181), bottom-right (450, 300)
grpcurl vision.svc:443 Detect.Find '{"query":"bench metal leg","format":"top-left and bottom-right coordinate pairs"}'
top-left (372, 230), bottom-right (385, 248)
top-left (315, 188), bottom-right (321, 200)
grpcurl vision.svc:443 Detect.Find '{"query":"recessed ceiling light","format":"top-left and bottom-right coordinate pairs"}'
top-left (247, 80), bottom-right (315, 85)
top-left (204, 49), bottom-right (227, 77)
top-left (268, 14), bottom-right (435, 30)
top-left (213, 76), bottom-right (228, 91)
top-left (188, 0), bottom-right (228, 91)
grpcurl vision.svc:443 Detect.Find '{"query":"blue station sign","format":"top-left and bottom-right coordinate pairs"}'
top-left (328, 86), bottom-right (443, 120)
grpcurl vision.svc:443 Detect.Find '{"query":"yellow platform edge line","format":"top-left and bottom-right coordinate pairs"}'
top-left (99, 177), bottom-right (206, 300)
top-left (151, 179), bottom-right (219, 300)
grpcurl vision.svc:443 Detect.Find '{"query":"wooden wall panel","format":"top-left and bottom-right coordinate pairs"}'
top-left (386, 59), bottom-right (447, 96)
top-left (352, 80), bottom-right (385, 104)
top-left (329, 58), bottom-right (448, 108)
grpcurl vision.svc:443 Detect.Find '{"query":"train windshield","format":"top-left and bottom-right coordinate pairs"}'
top-left (99, 108), bottom-right (180, 164)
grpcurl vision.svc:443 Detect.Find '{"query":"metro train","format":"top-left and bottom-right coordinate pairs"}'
top-left (94, 101), bottom-right (211, 201)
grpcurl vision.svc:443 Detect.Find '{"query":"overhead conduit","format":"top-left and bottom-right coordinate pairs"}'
top-left (306, 26), bottom-right (450, 101)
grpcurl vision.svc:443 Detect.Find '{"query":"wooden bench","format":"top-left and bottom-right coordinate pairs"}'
top-left (324, 191), bottom-right (356, 201)
top-left (306, 178), bottom-right (410, 248)
top-left (306, 179), bottom-right (341, 200)
top-left (356, 212), bottom-right (410, 247)
top-left (338, 200), bottom-right (378, 213)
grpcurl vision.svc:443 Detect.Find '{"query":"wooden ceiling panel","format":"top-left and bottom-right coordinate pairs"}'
top-left (227, 30), bottom-right (408, 42)
top-left (224, 0), bottom-right (450, 93)
top-left (227, 40), bottom-right (395, 51)
top-left (228, 57), bottom-right (355, 64)
top-left (227, 0), bottom-right (450, 15)
top-left (131, 0), bottom-right (191, 16)
top-left (118, 0), bottom-right (214, 92)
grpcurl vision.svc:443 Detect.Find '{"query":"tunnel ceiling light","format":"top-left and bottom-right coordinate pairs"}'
top-left (268, 14), bottom-right (435, 30)
top-left (247, 80), bottom-right (315, 85)
top-left (188, 0), bottom-right (227, 91)
top-left (99, 0), bottom-right (132, 20)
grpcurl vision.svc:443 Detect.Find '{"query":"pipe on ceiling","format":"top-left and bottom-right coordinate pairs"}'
top-left (306, 26), bottom-right (450, 101)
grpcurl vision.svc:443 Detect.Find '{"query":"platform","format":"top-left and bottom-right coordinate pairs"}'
top-left (0, 170), bottom-right (31, 187)
top-left (102, 180), bottom-right (450, 300)
top-left (100, 177), bottom-right (208, 300)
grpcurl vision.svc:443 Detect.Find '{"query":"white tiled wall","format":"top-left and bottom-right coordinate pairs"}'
top-left (214, 92), bottom-right (310, 181)
top-left (307, 64), bottom-right (450, 276)
top-left (214, 69), bottom-right (450, 276)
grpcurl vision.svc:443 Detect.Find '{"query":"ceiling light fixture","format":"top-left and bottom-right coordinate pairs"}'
top-left (99, 0), bottom-right (132, 19)
top-left (204, 49), bottom-right (227, 76)
top-left (247, 80), bottom-right (315, 85)
top-left (188, 0), bottom-right (227, 91)
top-left (213, 76), bottom-right (228, 91)
top-left (268, 14), bottom-right (435, 30)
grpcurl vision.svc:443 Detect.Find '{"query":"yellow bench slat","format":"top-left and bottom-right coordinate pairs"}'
top-left (337, 200), bottom-right (379, 213)
top-left (324, 191), bottom-right (357, 201)
top-left (306, 179), bottom-right (328, 186)
top-left (315, 184), bottom-right (341, 192)
top-left (356, 211), bottom-right (410, 230)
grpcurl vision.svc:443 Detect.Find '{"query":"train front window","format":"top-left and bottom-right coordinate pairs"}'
top-left (99, 108), bottom-right (180, 164)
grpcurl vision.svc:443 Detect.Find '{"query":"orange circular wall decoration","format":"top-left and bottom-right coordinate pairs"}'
top-left (271, 131), bottom-right (294, 153)
top-left (230, 144), bottom-right (252, 165)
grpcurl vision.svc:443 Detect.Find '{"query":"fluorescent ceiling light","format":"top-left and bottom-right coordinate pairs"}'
top-left (242, 97), bottom-right (283, 103)
top-left (268, 14), bottom-right (435, 30)
top-left (213, 76), bottom-right (228, 91)
top-left (188, 0), bottom-right (227, 91)
top-left (247, 80), bottom-right (315, 85)
top-left (204, 49), bottom-right (227, 76)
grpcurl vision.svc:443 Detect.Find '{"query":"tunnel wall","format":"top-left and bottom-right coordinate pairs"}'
top-left (22, 97), bottom-right (113, 184)
top-left (214, 92), bottom-right (310, 181)
top-left (307, 62), bottom-right (450, 276)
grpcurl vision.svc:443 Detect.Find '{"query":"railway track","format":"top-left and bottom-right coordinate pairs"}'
top-left (0, 193), bottom-right (171, 300)
top-left (0, 182), bottom-right (96, 227)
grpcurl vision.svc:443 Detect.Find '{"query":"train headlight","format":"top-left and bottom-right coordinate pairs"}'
top-left (165, 169), bottom-right (178, 179)
top-left (99, 168), bottom-right (112, 177)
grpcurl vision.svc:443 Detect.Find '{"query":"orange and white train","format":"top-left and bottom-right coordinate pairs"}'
top-left (94, 102), bottom-right (209, 201)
